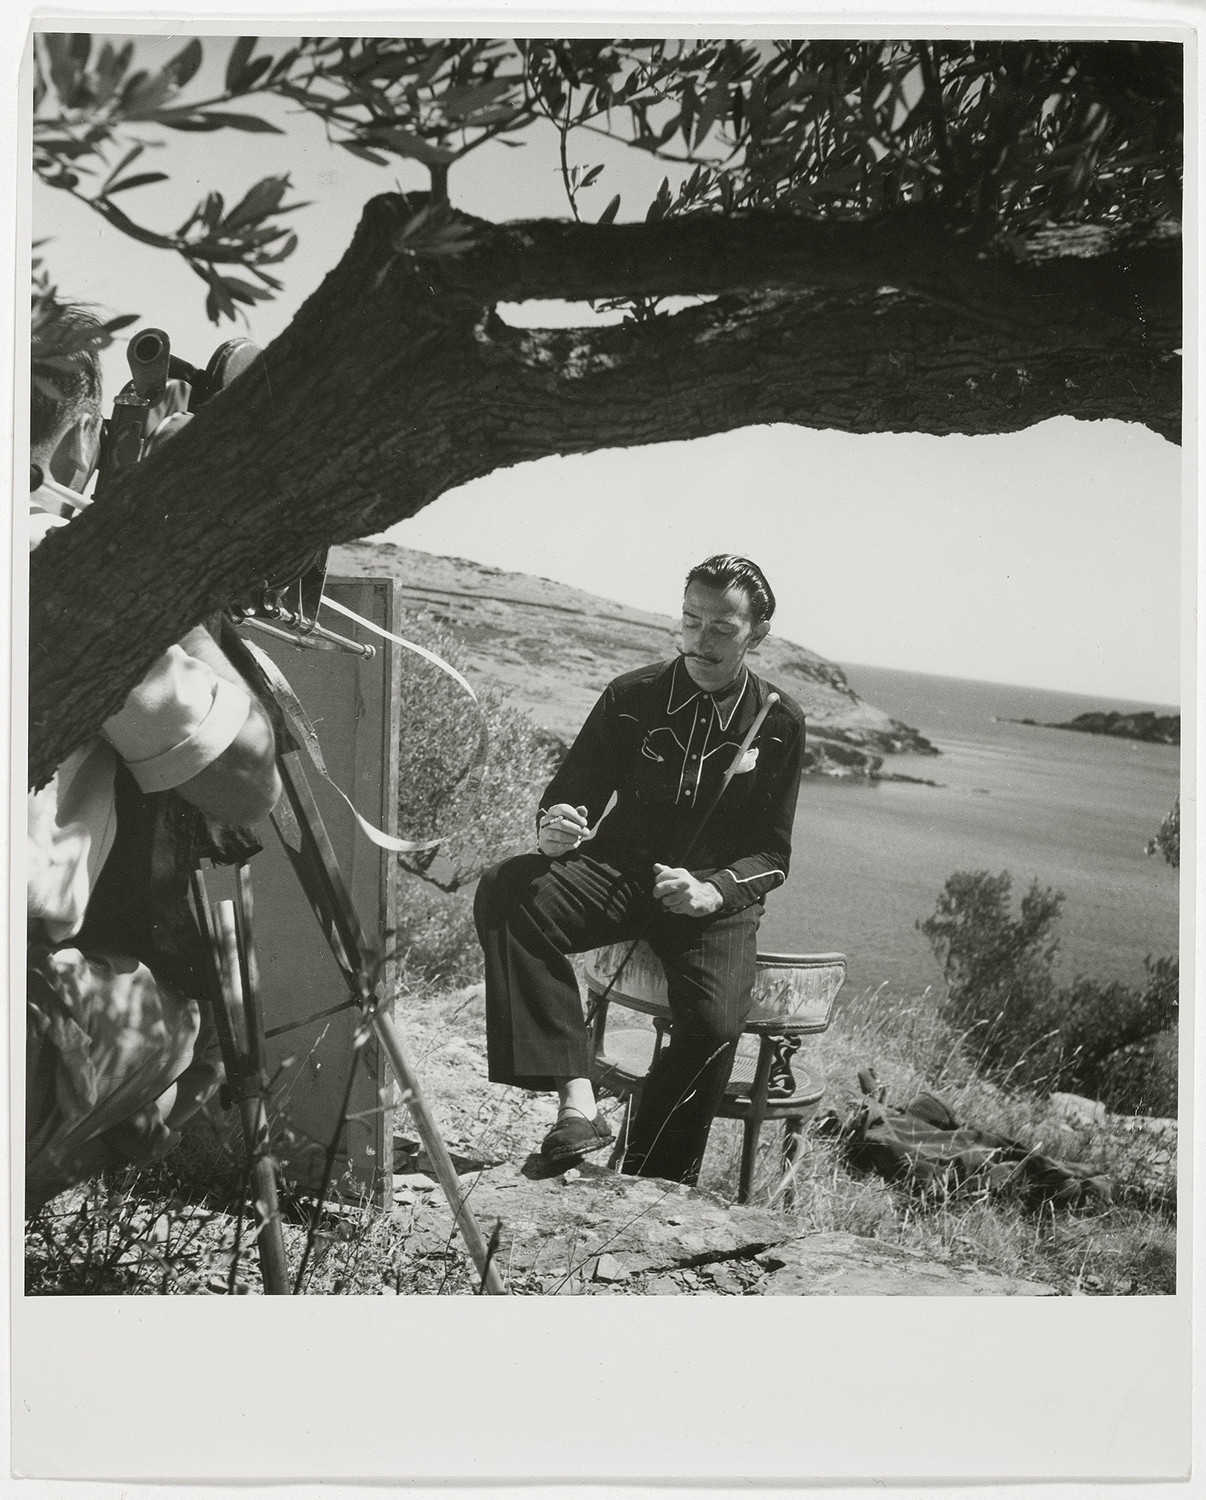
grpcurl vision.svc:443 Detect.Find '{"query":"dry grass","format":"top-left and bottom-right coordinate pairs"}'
top-left (25, 970), bottom-right (1177, 1296)
top-left (696, 982), bottom-right (1177, 1295)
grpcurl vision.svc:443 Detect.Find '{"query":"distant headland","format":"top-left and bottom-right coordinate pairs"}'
top-left (1004, 710), bottom-right (1179, 745)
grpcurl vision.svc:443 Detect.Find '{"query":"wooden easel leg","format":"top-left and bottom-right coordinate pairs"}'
top-left (270, 753), bottom-right (506, 1294)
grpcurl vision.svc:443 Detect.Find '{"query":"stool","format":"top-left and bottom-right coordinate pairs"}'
top-left (584, 944), bottom-right (846, 1207)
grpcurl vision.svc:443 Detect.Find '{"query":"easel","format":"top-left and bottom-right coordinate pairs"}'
top-left (188, 611), bottom-right (505, 1296)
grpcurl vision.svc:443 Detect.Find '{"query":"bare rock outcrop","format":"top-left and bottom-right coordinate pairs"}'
top-left (396, 1155), bottom-right (1057, 1296)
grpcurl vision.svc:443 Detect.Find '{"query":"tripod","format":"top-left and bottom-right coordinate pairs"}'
top-left (190, 624), bottom-right (505, 1296)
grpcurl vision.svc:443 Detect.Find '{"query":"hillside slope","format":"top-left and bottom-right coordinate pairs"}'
top-left (331, 541), bottom-right (937, 777)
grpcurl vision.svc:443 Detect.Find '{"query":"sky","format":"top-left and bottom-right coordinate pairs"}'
top-left (28, 31), bottom-right (1185, 705)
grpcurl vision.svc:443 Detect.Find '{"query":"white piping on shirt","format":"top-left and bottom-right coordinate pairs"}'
top-left (720, 867), bottom-right (786, 888)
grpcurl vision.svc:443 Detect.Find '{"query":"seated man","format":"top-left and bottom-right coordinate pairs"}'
top-left (474, 554), bottom-right (806, 1185)
top-left (26, 308), bottom-right (282, 1212)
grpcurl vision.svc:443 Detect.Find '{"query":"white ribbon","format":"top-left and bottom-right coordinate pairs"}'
top-left (321, 595), bottom-right (479, 703)
top-left (248, 597), bottom-right (490, 855)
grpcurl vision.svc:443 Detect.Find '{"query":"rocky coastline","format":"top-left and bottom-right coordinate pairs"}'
top-left (1006, 710), bottom-right (1179, 745)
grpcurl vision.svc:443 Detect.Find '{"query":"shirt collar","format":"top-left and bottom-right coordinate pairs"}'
top-left (666, 656), bottom-right (751, 730)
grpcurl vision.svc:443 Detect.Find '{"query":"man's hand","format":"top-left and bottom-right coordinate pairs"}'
top-left (652, 864), bottom-right (724, 917)
top-left (538, 803), bottom-right (590, 858)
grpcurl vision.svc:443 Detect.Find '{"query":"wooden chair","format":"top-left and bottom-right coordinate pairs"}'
top-left (584, 943), bottom-right (846, 1207)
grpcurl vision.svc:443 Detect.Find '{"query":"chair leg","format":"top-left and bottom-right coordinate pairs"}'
top-left (737, 1118), bottom-right (760, 1204)
top-left (737, 1039), bottom-right (775, 1205)
top-left (780, 1116), bottom-right (805, 1211)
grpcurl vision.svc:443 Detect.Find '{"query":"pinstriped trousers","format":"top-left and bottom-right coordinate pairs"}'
top-left (474, 850), bottom-right (761, 1184)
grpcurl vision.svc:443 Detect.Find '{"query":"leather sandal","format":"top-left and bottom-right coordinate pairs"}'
top-left (540, 1111), bottom-right (615, 1167)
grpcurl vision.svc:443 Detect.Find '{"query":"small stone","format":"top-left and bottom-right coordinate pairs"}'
top-left (393, 1172), bottom-right (437, 1192)
top-left (592, 1253), bottom-right (626, 1284)
top-left (149, 1214), bottom-right (170, 1246)
top-left (560, 1168), bottom-right (581, 1183)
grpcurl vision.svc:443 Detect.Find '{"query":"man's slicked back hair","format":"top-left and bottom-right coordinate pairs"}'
top-left (31, 305), bottom-right (105, 449)
top-left (685, 554), bottom-right (776, 625)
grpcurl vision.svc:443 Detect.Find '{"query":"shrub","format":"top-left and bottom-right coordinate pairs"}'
top-left (391, 611), bottom-right (560, 977)
top-left (919, 871), bottom-right (1177, 1113)
top-left (394, 876), bottom-right (482, 985)
top-left (1145, 797), bottom-right (1180, 868)
top-left (1057, 957), bottom-right (1179, 1115)
top-left (917, 870), bottom-right (1065, 1086)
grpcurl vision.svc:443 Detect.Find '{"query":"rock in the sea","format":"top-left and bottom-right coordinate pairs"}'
top-left (1009, 710), bottom-right (1179, 745)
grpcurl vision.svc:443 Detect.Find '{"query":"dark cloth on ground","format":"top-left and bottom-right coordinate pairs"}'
top-left (836, 1072), bottom-right (1113, 1210)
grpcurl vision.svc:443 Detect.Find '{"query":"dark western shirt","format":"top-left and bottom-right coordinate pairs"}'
top-left (539, 655), bottom-right (807, 913)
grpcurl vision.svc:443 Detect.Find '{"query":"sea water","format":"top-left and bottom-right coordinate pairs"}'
top-left (758, 664), bottom-right (1182, 998)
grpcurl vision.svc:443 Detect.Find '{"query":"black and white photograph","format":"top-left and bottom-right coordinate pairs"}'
top-left (7, 4), bottom-right (1195, 1488)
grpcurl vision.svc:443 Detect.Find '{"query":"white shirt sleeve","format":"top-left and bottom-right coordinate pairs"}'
top-left (101, 645), bottom-right (251, 793)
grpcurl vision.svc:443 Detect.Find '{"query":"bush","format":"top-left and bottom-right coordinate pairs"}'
top-left (917, 870), bottom-right (1066, 1087)
top-left (1056, 957), bottom-right (1178, 1115)
top-left (391, 611), bottom-right (560, 977)
top-left (919, 871), bottom-right (1177, 1113)
top-left (1145, 797), bottom-right (1180, 868)
top-left (393, 876), bottom-right (482, 985)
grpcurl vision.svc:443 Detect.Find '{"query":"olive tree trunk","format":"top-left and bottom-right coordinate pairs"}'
top-left (29, 195), bottom-right (1180, 785)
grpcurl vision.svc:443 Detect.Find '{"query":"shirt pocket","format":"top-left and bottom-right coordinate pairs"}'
top-left (631, 727), bottom-right (682, 805)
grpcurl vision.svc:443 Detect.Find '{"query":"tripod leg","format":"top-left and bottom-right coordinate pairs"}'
top-left (213, 900), bottom-right (290, 1296)
top-left (371, 1009), bottom-right (505, 1295)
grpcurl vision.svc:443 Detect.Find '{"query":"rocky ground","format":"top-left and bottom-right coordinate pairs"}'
top-left (331, 541), bottom-right (939, 779)
top-left (26, 978), bottom-right (1176, 1298)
